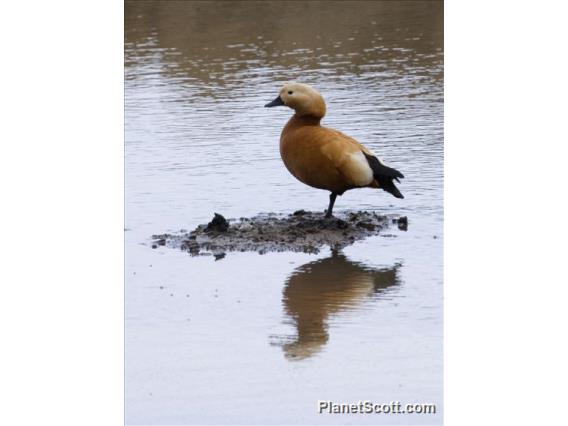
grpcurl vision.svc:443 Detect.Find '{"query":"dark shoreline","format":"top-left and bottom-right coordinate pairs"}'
top-left (151, 211), bottom-right (408, 257)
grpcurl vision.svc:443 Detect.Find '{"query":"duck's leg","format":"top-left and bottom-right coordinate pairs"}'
top-left (325, 192), bottom-right (338, 218)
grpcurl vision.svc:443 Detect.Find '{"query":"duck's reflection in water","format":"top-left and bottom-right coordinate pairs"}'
top-left (274, 252), bottom-right (400, 361)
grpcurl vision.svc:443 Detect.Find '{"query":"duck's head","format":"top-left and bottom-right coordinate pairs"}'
top-left (265, 82), bottom-right (326, 118)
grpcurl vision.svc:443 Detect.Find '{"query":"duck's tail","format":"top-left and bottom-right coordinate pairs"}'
top-left (380, 179), bottom-right (404, 199)
top-left (363, 153), bottom-right (404, 199)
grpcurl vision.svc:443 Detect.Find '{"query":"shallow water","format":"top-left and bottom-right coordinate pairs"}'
top-left (125, 1), bottom-right (443, 424)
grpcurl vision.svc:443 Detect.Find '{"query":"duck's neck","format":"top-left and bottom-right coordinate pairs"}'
top-left (285, 114), bottom-right (322, 130)
top-left (282, 115), bottom-right (321, 136)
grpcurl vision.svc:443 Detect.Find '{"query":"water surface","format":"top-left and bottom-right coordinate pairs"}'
top-left (125, 1), bottom-right (443, 424)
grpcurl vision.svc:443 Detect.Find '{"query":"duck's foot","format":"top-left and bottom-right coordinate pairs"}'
top-left (325, 192), bottom-right (338, 218)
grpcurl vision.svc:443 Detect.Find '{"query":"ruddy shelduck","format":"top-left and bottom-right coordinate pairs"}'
top-left (265, 82), bottom-right (404, 217)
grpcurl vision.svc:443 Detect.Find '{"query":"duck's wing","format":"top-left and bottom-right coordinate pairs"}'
top-left (362, 152), bottom-right (404, 181)
top-left (318, 132), bottom-right (375, 188)
top-left (360, 146), bottom-right (404, 198)
top-left (362, 152), bottom-right (404, 198)
top-left (320, 129), bottom-right (404, 198)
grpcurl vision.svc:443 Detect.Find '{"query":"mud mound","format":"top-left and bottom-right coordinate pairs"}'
top-left (151, 211), bottom-right (408, 257)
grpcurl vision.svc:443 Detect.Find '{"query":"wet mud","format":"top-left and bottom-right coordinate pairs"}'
top-left (151, 211), bottom-right (408, 257)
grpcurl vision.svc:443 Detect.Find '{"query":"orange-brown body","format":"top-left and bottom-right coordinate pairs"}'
top-left (280, 115), bottom-right (379, 195)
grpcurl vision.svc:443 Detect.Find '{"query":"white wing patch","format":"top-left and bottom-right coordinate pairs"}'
top-left (347, 151), bottom-right (374, 186)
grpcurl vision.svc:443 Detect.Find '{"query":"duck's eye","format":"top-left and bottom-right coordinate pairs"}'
top-left (288, 91), bottom-right (293, 95)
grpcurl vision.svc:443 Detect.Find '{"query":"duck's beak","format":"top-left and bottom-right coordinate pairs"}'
top-left (265, 95), bottom-right (285, 108)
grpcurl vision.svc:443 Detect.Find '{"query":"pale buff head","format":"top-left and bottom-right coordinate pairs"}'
top-left (265, 82), bottom-right (326, 118)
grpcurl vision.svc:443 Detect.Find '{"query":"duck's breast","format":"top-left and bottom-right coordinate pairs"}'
top-left (280, 125), bottom-right (374, 192)
top-left (280, 126), bottom-right (347, 192)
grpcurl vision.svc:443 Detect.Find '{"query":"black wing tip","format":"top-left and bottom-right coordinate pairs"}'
top-left (382, 181), bottom-right (404, 199)
top-left (363, 152), bottom-right (404, 179)
top-left (390, 186), bottom-right (404, 199)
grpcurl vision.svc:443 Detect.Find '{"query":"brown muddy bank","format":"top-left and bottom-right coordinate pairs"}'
top-left (151, 211), bottom-right (408, 257)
